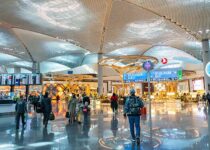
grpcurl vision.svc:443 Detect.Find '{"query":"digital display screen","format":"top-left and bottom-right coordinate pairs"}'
top-left (0, 74), bottom-right (13, 85)
top-left (193, 79), bottom-right (204, 91)
top-left (14, 74), bottom-right (28, 85)
top-left (0, 73), bottom-right (42, 86)
top-left (123, 69), bottom-right (182, 82)
top-left (28, 74), bottom-right (42, 85)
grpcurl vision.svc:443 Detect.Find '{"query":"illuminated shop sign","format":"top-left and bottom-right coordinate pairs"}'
top-left (123, 69), bottom-right (182, 82)
top-left (0, 73), bottom-right (42, 86)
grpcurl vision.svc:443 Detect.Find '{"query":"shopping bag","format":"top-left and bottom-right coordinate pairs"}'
top-left (49, 112), bottom-right (55, 121)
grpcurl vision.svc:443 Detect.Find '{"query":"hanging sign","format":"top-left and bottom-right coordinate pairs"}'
top-left (142, 61), bottom-right (154, 71)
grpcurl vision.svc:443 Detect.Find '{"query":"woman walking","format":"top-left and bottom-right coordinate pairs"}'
top-left (110, 93), bottom-right (118, 114)
top-left (41, 92), bottom-right (52, 128)
top-left (68, 93), bottom-right (77, 124)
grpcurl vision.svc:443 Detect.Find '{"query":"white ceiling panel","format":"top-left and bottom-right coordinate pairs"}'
top-left (0, 53), bottom-right (21, 65)
top-left (127, 0), bottom-right (210, 39)
top-left (40, 61), bottom-right (70, 73)
top-left (12, 28), bottom-right (89, 62)
top-left (0, 0), bottom-right (108, 52)
top-left (103, 0), bottom-right (195, 53)
top-left (0, 27), bottom-right (30, 60)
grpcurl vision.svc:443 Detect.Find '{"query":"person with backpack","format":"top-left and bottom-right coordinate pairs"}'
top-left (15, 95), bottom-right (27, 130)
top-left (110, 93), bottom-right (118, 114)
top-left (124, 89), bottom-right (144, 144)
top-left (41, 92), bottom-right (52, 128)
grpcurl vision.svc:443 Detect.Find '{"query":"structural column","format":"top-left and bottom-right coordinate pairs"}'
top-left (98, 54), bottom-right (103, 96)
top-left (32, 62), bottom-right (40, 73)
top-left (202, 39), bottom-right (210, 92)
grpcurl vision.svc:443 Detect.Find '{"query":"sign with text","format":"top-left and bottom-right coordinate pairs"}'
top-left (123, 68), bottom-right (182, 82)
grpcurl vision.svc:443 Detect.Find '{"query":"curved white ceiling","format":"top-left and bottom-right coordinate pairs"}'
top-left (0, 0), bottom-right (209, 73)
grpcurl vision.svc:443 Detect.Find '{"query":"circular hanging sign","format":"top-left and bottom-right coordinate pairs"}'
top-left (161, 58), bottom-right (168, 64)
top-left (143, 61), bottom-right (154, 71)
top-left (205, 62), bottom-right (210, 77)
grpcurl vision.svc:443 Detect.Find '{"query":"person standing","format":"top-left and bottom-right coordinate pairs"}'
top-left (206, 92), bottom-right (210, 106)
top-left (68, 93), bottom-right (77, 124)
top-left (15, 95), bottom-right (27, 130)
top-left (110, 93), bottom-right (118, 114)
top-left (83, 93), bottom-right (90, 106)
top-left (124, 89), bottom-right (144, 144)
top-left (41, 92), bottom-right (52, 128)
top-left (202, 93), bottom-right (206, 104)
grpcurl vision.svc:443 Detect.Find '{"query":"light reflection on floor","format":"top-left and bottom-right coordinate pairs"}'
top-left (0, 101), bottom-right (209, 150)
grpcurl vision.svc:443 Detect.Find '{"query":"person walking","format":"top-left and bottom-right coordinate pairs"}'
top-left (68, 93), bottom-right (77, 124)
top-left (41, 92), bottom-right (52, 128)
top-left (15, 95), bottom-right (27, 130)
top-left (110, 93), bottom-right (118, 114)
top-left (202, 93), bottom-right (207, 104)
top-left (83, 93), bottom-right (90, 106)
top-left (124, 89), bottom-right (144, 144)
top-left (206, 92), bottom-right (210, 106)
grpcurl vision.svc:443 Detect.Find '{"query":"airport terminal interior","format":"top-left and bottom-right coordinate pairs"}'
top-left (0, 0), bottom-right (210, 150)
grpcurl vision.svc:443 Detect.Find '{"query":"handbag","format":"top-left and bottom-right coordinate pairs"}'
top-left (49, 112), bottom-right (55, 121)
top-left (65, 112), bottom-right (70, 118)
top-left (36, 103), bottom-right (42, 113)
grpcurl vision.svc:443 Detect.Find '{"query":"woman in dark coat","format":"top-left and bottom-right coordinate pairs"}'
top-left (41, 92), bottom-right (52, 128)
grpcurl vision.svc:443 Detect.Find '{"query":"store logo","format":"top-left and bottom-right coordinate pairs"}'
top-left (161, 58), bottom-right (168, 64)
top-left (205, 62), bottom-right (210, 77)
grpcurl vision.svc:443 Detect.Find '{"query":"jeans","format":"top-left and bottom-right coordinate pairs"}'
top-left (43, 113), bottom-right (50, 127)
top-left (16, 113), bottom-right (25, 129)
top-left (128, 116), bottom-right (140, 139)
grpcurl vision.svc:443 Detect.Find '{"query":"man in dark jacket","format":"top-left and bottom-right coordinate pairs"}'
top-left (124, 89), bottom-right (144, 145)
top-left (83, 93), bottom-right (90, 106)
top-left (15, 95), bottom-right (27, 130)
top-left (41, 92), bottom-right (52, 128)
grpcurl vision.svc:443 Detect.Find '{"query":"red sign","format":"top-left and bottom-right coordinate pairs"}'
top-left (161, 58), bottom-right (168, 64)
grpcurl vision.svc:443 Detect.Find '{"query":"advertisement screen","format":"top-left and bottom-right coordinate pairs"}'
top-left (193, 79), bottom-right (204, 91)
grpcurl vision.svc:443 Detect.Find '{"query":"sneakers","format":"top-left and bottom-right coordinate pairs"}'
top-left (131, 139), bottom-right (136, 142)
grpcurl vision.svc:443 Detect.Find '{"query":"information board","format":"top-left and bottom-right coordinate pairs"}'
top-left (0, 73), bottom-right (42, 86)
top-left (123, 69), bottom-right (182, 82)
top-left (28, 74), bottom-right (42, 85)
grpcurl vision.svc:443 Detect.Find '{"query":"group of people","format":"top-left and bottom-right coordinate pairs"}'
top-left (15, 92), bottom-right (52, 129)
top-left (15, 89), bottom-right (144, 145)
top-left (67, 93), bottom-right (90, 124)
top-left (201, 92), bottom-right (210, 105)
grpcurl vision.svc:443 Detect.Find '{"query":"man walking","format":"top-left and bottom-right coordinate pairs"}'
top-left (15, 95), bottom-right (27, 130)
top-left (124, 89), bottom-right (144, 144)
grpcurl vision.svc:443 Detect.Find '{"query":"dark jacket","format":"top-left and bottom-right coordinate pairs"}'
top-left (41, 98), bottom-right (52, 114)
top-left (83, 96), bottom-right (90, 105)
top-left (15, 100), bottom-right (27, 113)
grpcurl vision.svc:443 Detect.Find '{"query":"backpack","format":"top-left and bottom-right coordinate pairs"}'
top-left (128, 96), bottom-right (144, 115)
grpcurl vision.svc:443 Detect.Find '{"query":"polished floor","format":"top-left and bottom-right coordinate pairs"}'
top-left (0, 101), bottom-right (209, 150)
